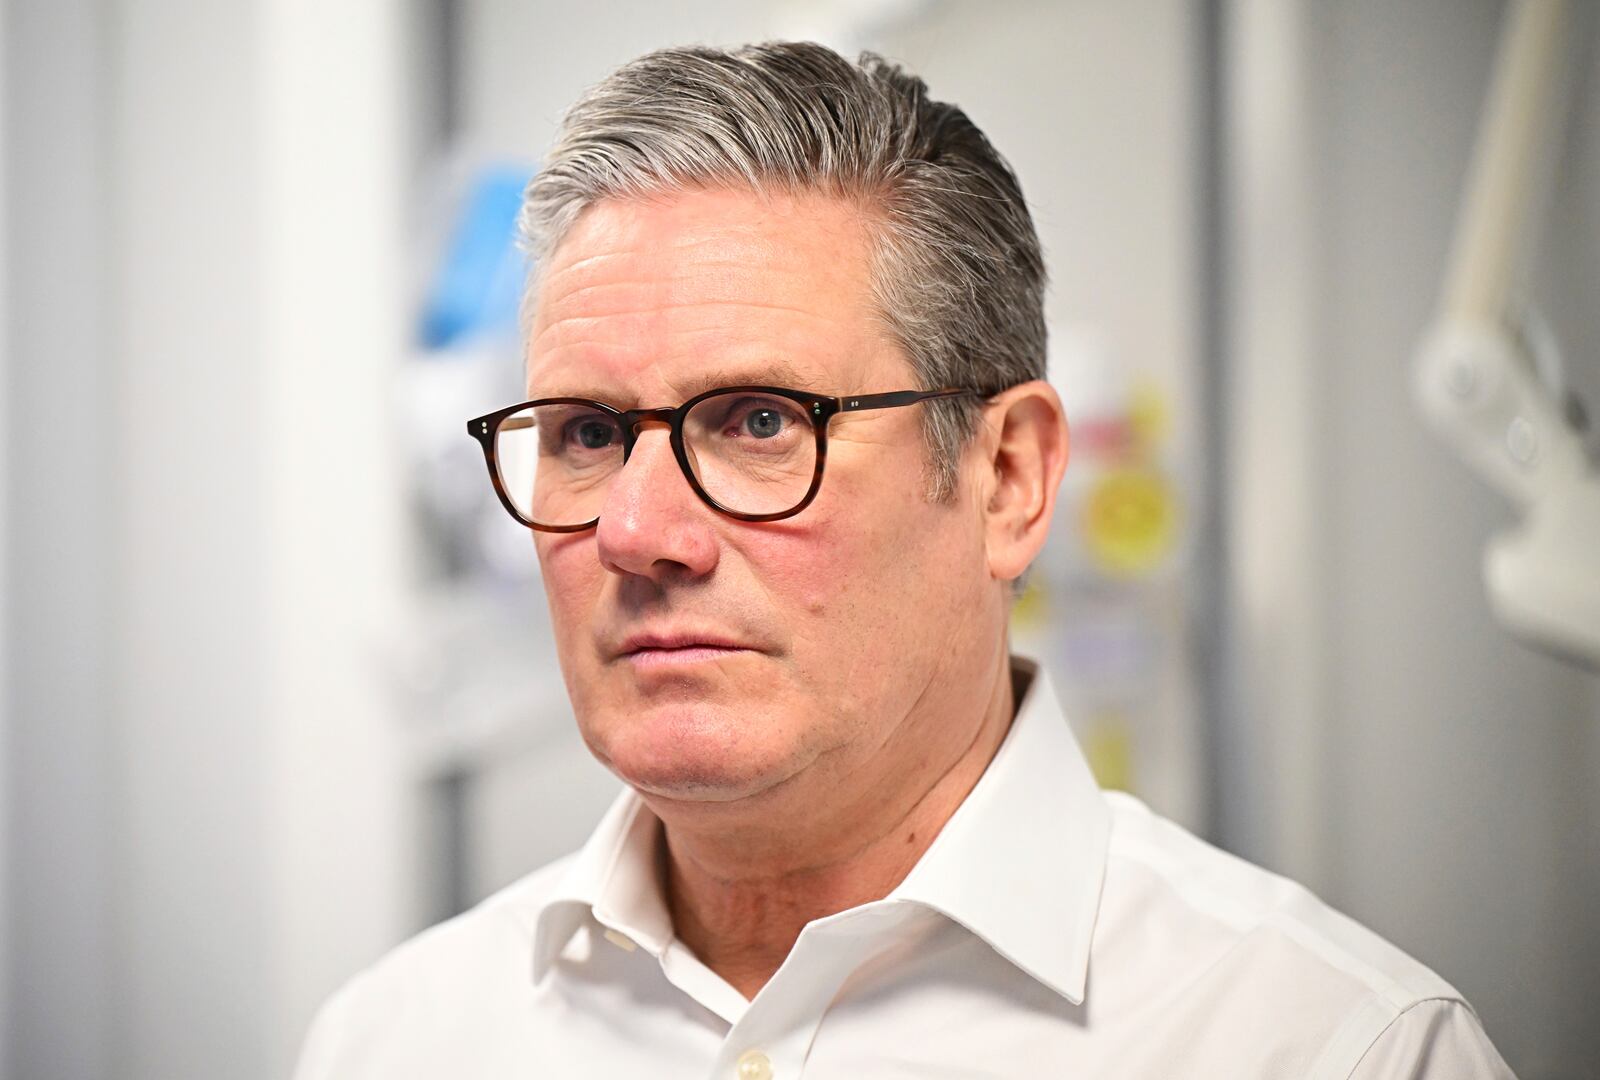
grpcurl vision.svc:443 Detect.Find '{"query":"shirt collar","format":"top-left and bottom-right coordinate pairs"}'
top-left (531, 657), bottom-right (1111, 1004)
top-left (887, 656), bottom-right (1111, 1004)
top-left (530, 787), bottom-right (672, 980)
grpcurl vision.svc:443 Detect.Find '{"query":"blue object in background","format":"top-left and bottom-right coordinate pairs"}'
top-left (419, 164), bottom-right (535, 351)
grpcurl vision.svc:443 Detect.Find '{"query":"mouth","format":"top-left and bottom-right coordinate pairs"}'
top-left (623, 644), bottom-right (751, 668)
top-left (614, 631), bottom-right (757, 668)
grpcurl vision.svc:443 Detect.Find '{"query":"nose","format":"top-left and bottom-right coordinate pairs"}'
top-left (594, 424), bottom-right (720, 582)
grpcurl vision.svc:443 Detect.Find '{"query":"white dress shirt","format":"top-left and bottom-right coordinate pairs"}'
top-left (295, 658), bottom-right (1514, 1079)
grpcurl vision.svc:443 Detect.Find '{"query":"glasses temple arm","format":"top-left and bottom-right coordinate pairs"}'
top-left (839, 388), bottom-right (980, 412)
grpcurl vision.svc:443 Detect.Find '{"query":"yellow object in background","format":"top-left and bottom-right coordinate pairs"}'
top-left (1128, 378), bottom-right (1171, 451)
top-left (1082, 712), bottom-right (1135, 792)
top-left (1082, 467), bottom-right (1178, 576)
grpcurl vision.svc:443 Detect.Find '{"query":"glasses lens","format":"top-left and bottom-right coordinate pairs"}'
top-left (683, 391), bottom-right (818, 516)
top-left (496, 402), bottom-right (625, 527)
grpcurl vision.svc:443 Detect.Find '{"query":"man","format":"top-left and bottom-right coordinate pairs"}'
top-left (297, 43), bottom-right (1513, 1078)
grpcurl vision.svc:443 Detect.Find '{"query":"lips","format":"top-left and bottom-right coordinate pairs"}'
top-left (617, 630), bottom-right (751, 655)
top-left (612, 629), bottom-right (757, 664)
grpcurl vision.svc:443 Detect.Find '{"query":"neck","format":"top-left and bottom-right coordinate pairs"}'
top-left (655, 657), bottom-right (1018, 1000)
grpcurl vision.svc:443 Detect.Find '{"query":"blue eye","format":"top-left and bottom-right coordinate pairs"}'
top-left (744, 408), bottom-right (785, 438)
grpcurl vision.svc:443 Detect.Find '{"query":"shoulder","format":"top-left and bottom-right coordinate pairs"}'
top-left (1102, 791), bottom-right (1460, 1007)
top-left (357, 852), bottom-right (576, 990)
top-left (293, 853), bottom-right (578, 1079)
top-left (1095, 793), bottom-right (1504, 1078)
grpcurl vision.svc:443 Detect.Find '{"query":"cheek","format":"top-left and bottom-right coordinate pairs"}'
top-left (735, 497), bottom-right (954, 658)
top-left (535, 537), bottom-right (603, 638)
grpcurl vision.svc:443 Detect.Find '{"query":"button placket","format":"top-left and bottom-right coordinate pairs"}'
top-left (712, 904), bottom-right (916, 1080)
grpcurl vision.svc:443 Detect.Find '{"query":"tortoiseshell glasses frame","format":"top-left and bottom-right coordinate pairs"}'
top-left (467, 385), bottom-right (980, 532)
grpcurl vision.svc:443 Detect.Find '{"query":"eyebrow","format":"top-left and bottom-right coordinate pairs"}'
top-left (531, 357), bottom-right (828, 406)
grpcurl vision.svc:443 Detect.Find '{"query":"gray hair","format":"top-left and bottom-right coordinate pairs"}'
top-left (519, 41), bottom-right (1047, 499)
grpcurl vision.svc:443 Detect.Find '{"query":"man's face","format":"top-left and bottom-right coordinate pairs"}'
top-left (527, 188), bottom-right (1005, 814)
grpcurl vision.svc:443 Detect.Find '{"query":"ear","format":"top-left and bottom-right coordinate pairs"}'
top-left (975, 380), bottom-right (1069, 583)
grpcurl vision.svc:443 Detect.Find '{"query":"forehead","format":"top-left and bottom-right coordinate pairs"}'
top-left (526, 187), bottom-right (896, 400)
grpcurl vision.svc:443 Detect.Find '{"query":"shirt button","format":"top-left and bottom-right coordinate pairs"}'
top-left (736, 1049), bottom-right (773, 1080)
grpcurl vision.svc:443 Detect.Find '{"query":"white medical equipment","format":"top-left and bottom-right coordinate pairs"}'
top-left (1414, 0), bottom-right (1600, 667)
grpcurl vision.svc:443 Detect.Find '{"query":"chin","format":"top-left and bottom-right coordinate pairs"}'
top-left (579, 700), bottom-right (798, 803)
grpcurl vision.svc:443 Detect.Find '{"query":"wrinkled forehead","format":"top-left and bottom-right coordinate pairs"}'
top-left (524, 188), bottom-right (900, 403)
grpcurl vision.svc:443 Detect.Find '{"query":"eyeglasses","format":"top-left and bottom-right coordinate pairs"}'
top-left (467, 385), bottom-right (978, 532)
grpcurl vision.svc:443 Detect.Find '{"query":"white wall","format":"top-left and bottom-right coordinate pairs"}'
top-left (0, 0), bottom-right (11, 1065)
top-left (3, 3), bottom-right (116, 1076)
top-left (258, 5), bottom-right (415, 1070)
top-left (1227, 1), bottom-right (1600, 1074)
top-left (5, 3), bottom-right (416, 1078)
top-left (108, 4), bottom-right (274, 1073)
top-left (112, 3), bottom-right (415, 1076)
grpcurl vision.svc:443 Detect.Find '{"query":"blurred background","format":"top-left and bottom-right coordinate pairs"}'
top-left (3, 0), bottom-right (1598, 1077)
